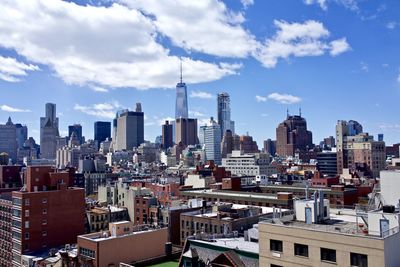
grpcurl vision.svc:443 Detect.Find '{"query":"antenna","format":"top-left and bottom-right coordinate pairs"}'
top-left (286, 108), bottom-right (289, 118)
top-left (299, 107), bottom-right (302, 117)
top-left (180, 57), bottom-right (183, 83)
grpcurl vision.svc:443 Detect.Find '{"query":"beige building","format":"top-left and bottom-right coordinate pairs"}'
top-left (259, 198), bottom-right (400, 267)
top-left (78, 221), bottom-right (168, 267)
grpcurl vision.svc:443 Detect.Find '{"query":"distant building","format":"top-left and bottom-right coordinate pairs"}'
top-left (217, 92), bottom-right (234, 137)
top-left (317, 151), bottom-right (338, 177)
top-left (68, 124), bottom-right (83, 145)
top-left (115, 104), bottom-right (144, 150)
top-left (162, 120), bottom-right (173, 149)
top-left (221, 130), bottom-right (240, 158)
top-left (175, 118), bottom-right (198, 146)
top-left (15, 123), bottom-right (28, 149)
top-left (263, 139), bottom-right (276, 156)
top-left (222, 150), bottom-right (275, 177)
top-left (276, 111), bottom-right (313, 157)
top-left (175, 63), bottom-right (189, 119)
top-left (0, 117), bottom-right (17, 163)
top-left (94, 121), bottom-right (111, 144)
top-left (240, 135), bottom-right (259, 154)
top-left (40, 103), bottom-right (59, 159)
top-left (201, 117), bottom-right (222, 164)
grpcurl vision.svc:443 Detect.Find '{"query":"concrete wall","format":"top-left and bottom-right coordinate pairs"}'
top-left (380, 171), bottom-right (400, 206)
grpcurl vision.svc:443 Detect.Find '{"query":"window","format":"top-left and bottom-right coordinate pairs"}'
top-left (42, 219), bottom-right (47, 225)
top-left (25, 210), bottom-right (29, 217)
top-left (42, 209), bottom-right (47, 215)
top-left (42, 231), bottom-right (47, 237)
top-left (271, 265), bottom-right (283, 267)
top-left (24, 199), bottom-right (30, 206)
top-left (270, 239), bottom-right (283, 252)
top-left (294, 243), bottom-right (308, 257)
top-left (351, 252), bottom-right (368, 267)
top-left (42, 198), bottom-right (47, 204)
top-left (25, 232), bottom-right (30, 240)
top-left (321, 248), bottom-right (336, 263)
top-left (25, 221), bottom-right (29, 229)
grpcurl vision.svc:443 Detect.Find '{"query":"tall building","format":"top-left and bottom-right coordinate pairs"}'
top-left (217, 92), bottom-right (234, 137)
top-left (68, 124), bottom-right (83, 145)
top-left (175, 118), bottom-right (198, 146)
top-left (15, 124), bottom-right (28, 149)
top-left (263, 139), bottom-right (276, 156)
top-left (40, 103), bottom-right (59, 159)
top-left (94, 121), bottom-right (111, 144)
top-left (115, 104), bottom-right (144, 151)
top-left (10, 166), bottom-right (85, 266)
top-left (175, 62), bottom-right (188, 119)
top-left (317, 151), bottom-right (338, 177)
top-left (0, 117), bottom-right (17, 163)
top-left (276, 111), bottom-right (313, 157)
top-left (221, 130), bottom-right (240, 158)
top-left (240, 135), bottom-right (259, 153)
top-left (336, 120), bottom-right (364, 174)
top-left (201, 117), bottom-right (222, 164)
top-left (161, 120), bottom-right (173, 149)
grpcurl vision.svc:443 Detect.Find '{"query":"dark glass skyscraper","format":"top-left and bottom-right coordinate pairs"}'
top-left (217, 92), bottom-right (233, 137)
top-left (68, 124), bottom-right (83, 144)
top-left (94, 121), bottom-right (111, 143)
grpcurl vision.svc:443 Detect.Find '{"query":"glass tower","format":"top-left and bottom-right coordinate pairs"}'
top-left (175, 61), bottom-right (188, 119)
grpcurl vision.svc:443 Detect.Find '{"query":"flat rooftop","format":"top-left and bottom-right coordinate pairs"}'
top-left (182, 189), bottom-right (278, 200)
top-left (193, 237), bottom-right (258, 254)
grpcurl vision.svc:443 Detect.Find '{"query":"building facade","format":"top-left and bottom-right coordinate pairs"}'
top-left (94, 121), bottom-right (111, 144)
top-left (162, 120), bottom-right (173, 149)
top-left (201, 117), bottom-right (222, 164)
top-left (115, 107), bottom-right (144, 151)
top-left (217, 92), bottom-right (234, 137)
top-left (175, 118), bottom-right (198, 146)
top-left (222, 150), bottom-right (276, 177)
top-left (40, 103), bottom-right (59, 159)
top-left (0, 117), bottom-right (17, 163)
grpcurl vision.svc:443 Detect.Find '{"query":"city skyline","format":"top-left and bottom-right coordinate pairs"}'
top-left (0, 0), bottom-right (400, 146)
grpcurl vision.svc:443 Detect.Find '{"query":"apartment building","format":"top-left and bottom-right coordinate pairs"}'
top-left (222, 150), bottom-right (276, 177)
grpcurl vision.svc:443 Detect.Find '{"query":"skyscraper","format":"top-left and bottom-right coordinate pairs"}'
top-left (40, 103), bottom-right (59, 159)
top-left (221, 130), bottom-right (240, 158)
top-left (15, 123), bottom-right (28, 149)
top-left (175, 61), bottom-right (188, 119)
top-left (115, 104), bottom-right (144, 150)
top-left (162, 121), bottom-right (173, 149)
top-left (68, 124), bottom-right (83, 145)
top-left (94, 121), bottom-right (111, 144)
top-left (217, 92), bottom-right (234, 137)
top-left (0, 117), bottom-right (17, 163)
top-left (201, 117), bottom-right (222, 164)
top-left (276, 111), bottom-right (313, 157)
top-left (175, 118), bottom-right (198, 146)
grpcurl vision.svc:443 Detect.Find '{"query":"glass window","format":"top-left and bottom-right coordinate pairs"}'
top-left (321, 248), bottom-right (336, 263)
top-left (351, 252), bottom-right (368, 267)
top-left (294, 243), bottom-right (308, 257)
top-left (270, 239), bottom-right (283, 252)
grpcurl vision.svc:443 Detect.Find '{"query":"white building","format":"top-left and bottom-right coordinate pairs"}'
top-left (222, 150), bottom-right (276, 177)
top-left (200, 117), bottom-right (222, 164)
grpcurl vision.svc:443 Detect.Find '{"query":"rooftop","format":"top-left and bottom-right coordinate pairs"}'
top-left (193, 237), bottom-right (258, 254)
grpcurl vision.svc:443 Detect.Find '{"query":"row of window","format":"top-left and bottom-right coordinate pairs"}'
top-left (270, 239), bottom-right (368, 267)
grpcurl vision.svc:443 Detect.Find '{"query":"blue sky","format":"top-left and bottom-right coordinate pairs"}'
top-left (0, 0), bottom-right (400, 146)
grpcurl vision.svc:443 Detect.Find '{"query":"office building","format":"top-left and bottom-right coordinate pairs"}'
top-left (10, 166), bottom-right (85, 266)
top-left (175, 62), bottom-right (188, 119)
top-left (68, 124), bottom-right (83, 145)
top-left (94, 121), bottom-right (111, 144)
top-left (221, 130), bottom-right (240, 158)
top-left (263, 139), bottom-right (276, 156)
top-left (0, 117), bottom-right (17, 163)
top-left (317, 151), bottom-right (338, 177)
top-left (175, 118), bottom-right (198, 146)
top-left (15, 124), bottom-right (28, 149)
top-left (40, 103), bottom-right (59, 159)
top-left (200, 117), bottom-right (222, 164)
top-left (336, 120), bottom-right (363, 173)
top-left (240, 135), bottom-right (259, 153)
top-left (222, 150), bottom-right (276, 177)
top-left (276, 111), bottom-right (313, 157)
top-left (217, 92), bottom-right (234, 137)
top-left (162, 120), bottom-right (173, 149)
top-left (115, 104), bottom-right (144, 150)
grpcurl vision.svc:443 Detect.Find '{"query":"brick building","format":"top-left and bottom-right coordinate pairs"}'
top-left (11, 166), bottom-right (85, 266)
top-left (0, 195), bottom-right (12, 266)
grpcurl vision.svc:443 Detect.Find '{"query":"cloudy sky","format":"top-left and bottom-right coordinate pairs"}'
top-left (0, 0), bottom-right (400, 145)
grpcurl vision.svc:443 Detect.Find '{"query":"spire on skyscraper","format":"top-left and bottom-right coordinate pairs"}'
top-left (180, 57), bottom-right (183, 83)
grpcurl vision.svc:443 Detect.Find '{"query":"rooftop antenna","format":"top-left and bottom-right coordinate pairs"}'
top-left (299, 107), bottom-right (302, 117)
top-left (286, 108), bottom-right (289, 118)
top-left (180, 57), bottom-right (183, 83)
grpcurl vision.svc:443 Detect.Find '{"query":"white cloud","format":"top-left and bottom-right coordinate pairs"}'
top-left (267, 93), bottom-right (302, 104)
top-left (0, 0), bottom-right (241, 89)
top-left (360, 61), bottom-right (369, 72)
top-left (90, 85), bottom-right (109, 93)
top-left (74, 101), bottom-right (122, 119)
top-left (0, 56), bottom-right (39, 82)
top-left (255, 95), bottom-right (267, 102)
top-left (157, 116), bottom-right (175, 126)
top-left (122, 0), bottom-right (258, 58)
top-left (254, 20), bottom-right (349, 68)
top-left (0, 104), bottom-right (31, 112)
top-left (190, 91), bottom-right (213, 99)
top-left (329, 38), bottom-right (351, 56)
top-left (189, 110), bottom-right (206, 117)
top-left (397, 73), bottom-right (400, 84)
top-left (303, 0), bottom-right (327, 10)
top-left (241, 0), bottom-right (254, 9)
top-left (386, 21), bottom-right (398, 30)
